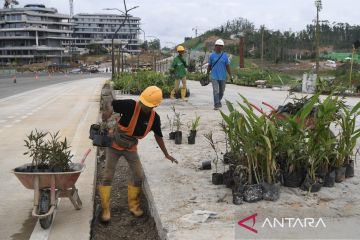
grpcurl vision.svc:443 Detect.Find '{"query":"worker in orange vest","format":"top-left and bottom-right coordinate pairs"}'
top-left (98, 86), bottom-right (177, 223)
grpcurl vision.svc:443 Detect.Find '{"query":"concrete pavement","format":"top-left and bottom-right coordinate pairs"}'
top-left (0, 76), bottom-right (107, 240)
top-left (130, 81), bottom-right (360, 240)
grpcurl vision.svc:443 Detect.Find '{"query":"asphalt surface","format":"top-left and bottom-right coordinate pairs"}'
top-left (0, 75), bottom-right (106, 240)
top-left (0, 72), bottom-right (110, 99)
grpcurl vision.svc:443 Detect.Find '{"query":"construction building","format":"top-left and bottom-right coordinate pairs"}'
top-left (71, 13), bottom-right (141, 55)
top-left (0, 4), bottom-right (73, 65)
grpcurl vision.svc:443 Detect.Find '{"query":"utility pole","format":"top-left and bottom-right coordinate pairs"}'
top-left (192, 27), bottom-right (198, 38)
top-left (261, 25), bottom-right (264, 69)
top-left (69, 0), bottom-right (74, 18)
top-left (239, 33), bottom-right (245, 68)
top-left (349, 40), bottom-right (359, 88)
top-left (315, 0), bottom-right (322, 77)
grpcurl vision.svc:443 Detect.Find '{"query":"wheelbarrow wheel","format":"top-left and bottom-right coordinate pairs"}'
top-left (39, 190), bottom-right (54, 229)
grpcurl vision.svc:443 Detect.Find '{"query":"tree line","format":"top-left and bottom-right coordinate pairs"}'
top-left (200, 17), bottom-right (360, 63)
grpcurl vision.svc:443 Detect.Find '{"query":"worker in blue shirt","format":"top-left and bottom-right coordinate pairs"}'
top-left (206, 39), bottom-right (232, 110)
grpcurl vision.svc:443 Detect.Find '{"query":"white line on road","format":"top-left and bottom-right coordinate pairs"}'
top-left (14, 120), bottom-right (21, 123)
top-left (4, 125), bottom-right (12, 128)
top-left (21, 116), bottom-right (27, 119)
top-left (7, 116), bottom-right (14, 119)
top-left (0, 120), bottom-right (5, 123)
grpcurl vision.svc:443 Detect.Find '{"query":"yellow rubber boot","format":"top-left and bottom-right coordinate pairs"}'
top-left (128, 185), bottom-right (144, 217)
top-left (98, 185), bottom-right (112, 223)
top-left (170, 89), bottom-right (176, 99)
top-left (181, 88), bottom-right (188, 100)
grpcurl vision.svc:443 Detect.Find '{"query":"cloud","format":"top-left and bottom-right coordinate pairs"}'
top-left (18, 0), bottom-right (360, 46)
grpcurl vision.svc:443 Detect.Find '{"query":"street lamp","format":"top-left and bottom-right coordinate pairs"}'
top-left (103, 4), bottom-right (139, 78)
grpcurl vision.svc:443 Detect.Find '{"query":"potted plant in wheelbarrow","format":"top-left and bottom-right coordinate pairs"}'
top-left (188, 115), bottom-right (200, 144)
top-left (13, 129), bottom-right (91, 229)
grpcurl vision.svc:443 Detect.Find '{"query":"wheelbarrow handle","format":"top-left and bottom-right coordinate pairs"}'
top-left (80, 148), bottom-right (91, 165)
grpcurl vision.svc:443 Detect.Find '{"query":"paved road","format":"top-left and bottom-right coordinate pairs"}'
top-left (0, 72), bottom-right (110, 99)
top-left (0, 76), bottom-right (106, 240)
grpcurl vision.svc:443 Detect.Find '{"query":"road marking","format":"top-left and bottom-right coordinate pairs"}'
top-left (21, 116), bottom-right (27, 119)
top-left (0, 81), bottom-right (74, 103)
top-left (0, 120), bottom-right (5, 123)
top-left (29, 199), bottom-right (61, 240)
top-left (7, 116), bottom-right (14, 119)
top-left (4, 125), bottom-right (12, 128)
top-left (14, 120), bottom-right (21, 123)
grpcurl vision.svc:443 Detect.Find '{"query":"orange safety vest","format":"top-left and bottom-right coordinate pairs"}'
top-left (112, 101), bottom-right (155, 152)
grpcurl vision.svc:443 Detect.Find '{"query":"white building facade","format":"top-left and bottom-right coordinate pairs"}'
top-left (0, 4), bottom-right (72, 65)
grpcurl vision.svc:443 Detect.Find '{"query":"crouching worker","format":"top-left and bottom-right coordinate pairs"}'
top-left (98, 86), bottom-right (178, 223)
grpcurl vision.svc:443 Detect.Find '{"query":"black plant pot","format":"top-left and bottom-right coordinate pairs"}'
top-left (89, 124), bottom-right (100, 140)
top-left (232, 185), bottom-right (245, 205)
top-left (261, 182), bottom-right (280, 201)
top-left (300, 175), bottom-right (322, 192)
top-left (169, 131), bottom-right (175, 140)
top-left (223, 152), bottom-right (234, 164)
top-left (323, 170), bottom-right (335, 187)
top-left (93, 134), bottom-right (112, 147)
top-left (283, 169), bottom-right (305, 188)
top-left (316, 165), bottom-right (328, 179)
top-left (345, 160), bottom-right (355, 178)
top-left (223, 169), bottom-right (235, 188)
top-left (188, 135), bottom-right (195, 144)
top-left (243, 184), bottom-right (263, 203)
top-left (189, 130), bottom-right (197, 138)
top-left (51, 166), bottom-right (63, 172)
top-left (174, 131), bottom-right (182, 144)
top-left (335, 166), bottom-right (346, 183)
top-left (200, 160), bottom-right (211, 170)
top-left (188, 130), bottom-right (196, 144)
top-left (212, 173), bottom-right (223, 185)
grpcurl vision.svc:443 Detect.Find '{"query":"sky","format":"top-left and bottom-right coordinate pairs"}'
top-left (15, 0), bottom-right (360, 47)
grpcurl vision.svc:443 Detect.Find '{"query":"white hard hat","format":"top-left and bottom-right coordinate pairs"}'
top-left (215, 39), bottom-right (224, 46)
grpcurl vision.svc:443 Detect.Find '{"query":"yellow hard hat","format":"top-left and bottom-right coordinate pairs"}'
top-left (176, 45), bottom-right (185, 52)
top-left (139, 86), bottom-right (163, 107)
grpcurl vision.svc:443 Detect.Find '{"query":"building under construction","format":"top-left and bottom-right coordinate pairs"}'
top-left (71, 13), bottom-right (141, 55)
top-left (0, 4), bottom-right (73, 65)
top-left (0, 2), bottom-right (142, 66)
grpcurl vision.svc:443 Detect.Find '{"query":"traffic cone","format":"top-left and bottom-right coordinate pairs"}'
top-left (35, 73), bottom-right (39, 80)
top-left (13, 75), bottom-right (17, 83)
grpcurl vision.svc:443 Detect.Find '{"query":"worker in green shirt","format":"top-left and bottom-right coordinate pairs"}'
top-left (170, 45), bottom-right (188, 100)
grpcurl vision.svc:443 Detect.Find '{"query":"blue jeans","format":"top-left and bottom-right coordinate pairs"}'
top-left (212, 80), bottom-right (226, 107)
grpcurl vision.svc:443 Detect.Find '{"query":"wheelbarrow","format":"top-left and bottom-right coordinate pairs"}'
top-left (12, 149), bottom-right (91, 229)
